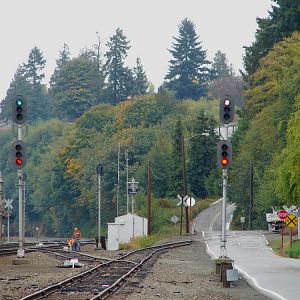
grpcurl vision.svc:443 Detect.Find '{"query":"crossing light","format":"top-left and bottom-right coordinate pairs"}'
top-left (217, 140), bottom-right (232, 169)
top-left (12, 95), bottom-right (27, 124)
top-left (11, 140), bottom-right (26, 169)
top-left (220, 96), bottom-right (234, 124)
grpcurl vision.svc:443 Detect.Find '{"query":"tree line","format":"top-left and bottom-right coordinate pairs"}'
top-left (0, 18), bottom-right (242, 124)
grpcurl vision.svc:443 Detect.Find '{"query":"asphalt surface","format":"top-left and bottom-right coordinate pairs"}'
top-left (194, 199), bottom-right (300, 300)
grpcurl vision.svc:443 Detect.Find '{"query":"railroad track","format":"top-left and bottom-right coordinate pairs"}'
top-left (0, 240), bottom-right (95, 256)
top-left (0, 243), bottom-right (63, 256)
top-left (21, 239), bottom-right (192, 300)
top-left (34, 247), bottom-right (111, 264)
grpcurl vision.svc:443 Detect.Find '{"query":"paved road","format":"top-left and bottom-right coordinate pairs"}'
top-left (194, 200), bottom-right (300, 300)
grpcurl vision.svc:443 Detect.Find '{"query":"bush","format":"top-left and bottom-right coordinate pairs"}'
top-left (286, 241), bottom-right (300, 258)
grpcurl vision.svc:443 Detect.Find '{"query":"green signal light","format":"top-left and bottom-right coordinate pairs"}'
top-left (16, 99), bottom-right (23, 106)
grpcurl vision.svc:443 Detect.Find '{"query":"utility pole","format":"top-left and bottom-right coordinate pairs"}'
top-left (125, 150), bottom-right (129, 214)
top-left (181, 135), bottom-right (189, 234)
top-left (117, 142), bottom-right (120, 217)
top-left (248, 163), bottom-right (254, 230)
top-left (96, 164), bottom-right (103, 248)
top-left (147, 164), bottom-right (152, 235)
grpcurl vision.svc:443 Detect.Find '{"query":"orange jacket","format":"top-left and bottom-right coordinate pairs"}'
top-left (74, 228), bottom-right (81, 240)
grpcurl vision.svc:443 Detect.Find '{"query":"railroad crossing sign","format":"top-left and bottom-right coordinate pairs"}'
top-left (185, 197), bottom-right (195, 207)
top-left (285, 213), bottom-right (298, 229)
top-left (4, 199), bottom-right (13, 210)
top-left (277, 209), bottom-right (288, 220)
top-left (176, 194), bottom-right (187, 207)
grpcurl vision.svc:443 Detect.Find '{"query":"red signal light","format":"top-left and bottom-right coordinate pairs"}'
top-left (11, 140), bottom-right (26, 169)
top-left (16, 158), bottom-right (23, 166)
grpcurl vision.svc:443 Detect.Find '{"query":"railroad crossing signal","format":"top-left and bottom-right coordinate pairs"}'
top-left (11, 140), bottom-right (26, 169)
top-left (12, 95), bottom-right (27, 124)
top-left (220, 96), bottom-right (234, 124)
top-left (217, 140), bottom-right (232, 169)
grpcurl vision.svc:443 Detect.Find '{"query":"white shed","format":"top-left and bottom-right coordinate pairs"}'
top-left (107, 213), bottom-right (148, 250)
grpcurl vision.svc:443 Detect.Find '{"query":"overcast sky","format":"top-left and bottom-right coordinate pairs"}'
top-left (0, 0), bottom-right (273, 100)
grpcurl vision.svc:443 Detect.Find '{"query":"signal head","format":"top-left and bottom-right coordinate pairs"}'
top-left (220, 96), bottom-right (234, 124)
top-left (12, 95), bottom-right (27, 124)
top-left (11, 140), bottom-right (26, 169)
top-left (217, 140), bottom-right (232, 169)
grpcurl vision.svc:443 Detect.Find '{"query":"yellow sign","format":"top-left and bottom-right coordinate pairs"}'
top-left (285, 213), bottom-right (298, 229)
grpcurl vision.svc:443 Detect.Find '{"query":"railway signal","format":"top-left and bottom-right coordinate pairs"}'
top-left (11, 140), bottom-right (26, 169)
top-left (12, 95), bottom-right (27, 124)
top-left (217, 140), bottom-right (232, 169)
top-left (219, 96), bottom-right (234, 124)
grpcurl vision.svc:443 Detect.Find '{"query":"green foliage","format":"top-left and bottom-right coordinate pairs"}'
top-left (50, 51), bottom-right (98, 120)
top-left (211, 50), bottom-right (233, 79)
top-left (275, 95), bottom-right (300, 204)
top-left (231, 33), bottom-right (300, 228)
top-left (105, 28), bottom-right (132, 105)
top-left (0, 36), bottom-right (223, 238)
top-left (0, 46), bottom-right (49, 123)
top-left (244, 0), bottom-right (300, 76)
top-left (187, 111), bottom-right (218, 197)
top-left (49, 43), bottom-right (71, 87)
top-left (119, 233), bottom-right (166, 250)
top-left (0, 66), bottom-right (30, 123)
top-left (286, 240), bottom-right (300, 259)
top-left (170, 119), bottom-right (184, 196)
top-left (132, 57), bottom-right (149, 96)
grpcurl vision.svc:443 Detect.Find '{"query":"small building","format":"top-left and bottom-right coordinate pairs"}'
top-left (107, 213), bottom-right (148, 250)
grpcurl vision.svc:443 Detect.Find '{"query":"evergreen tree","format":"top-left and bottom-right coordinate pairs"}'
top-left (133, 57), bottom-right (149, 96)
top-left (2, 46), bottom-right (49, 123)
top-left (165, 18), bottom-right (211, 100)
top-left (244, 0), bottom-right (300, 76)
top-left (49, 43), bottom-right (71, 87)
top-left (105, 28), bottom-right (132, 105)
top-left (170, 119), bottom-right (184, 195)
top-left (93, 32), bottom-right (106, 104)
top-left (25, 46), bottom-right (46, 85)
top-left (23, 46), bottom-right (49, 121)
top-left (187, 112), bottom-right (218, 197)
top-left (211, 50), bottom-right (233, 80)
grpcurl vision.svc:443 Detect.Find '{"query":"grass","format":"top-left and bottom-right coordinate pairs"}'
top-left (267, 234), bottom-right (300, 258)
top-left (286, 240), bottom-right (300, 258)
top-left (119, 233), bottom-right (166, 250)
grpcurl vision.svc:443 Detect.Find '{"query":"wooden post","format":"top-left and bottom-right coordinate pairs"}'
top-left (281, 223), bottom-right (284, 248)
